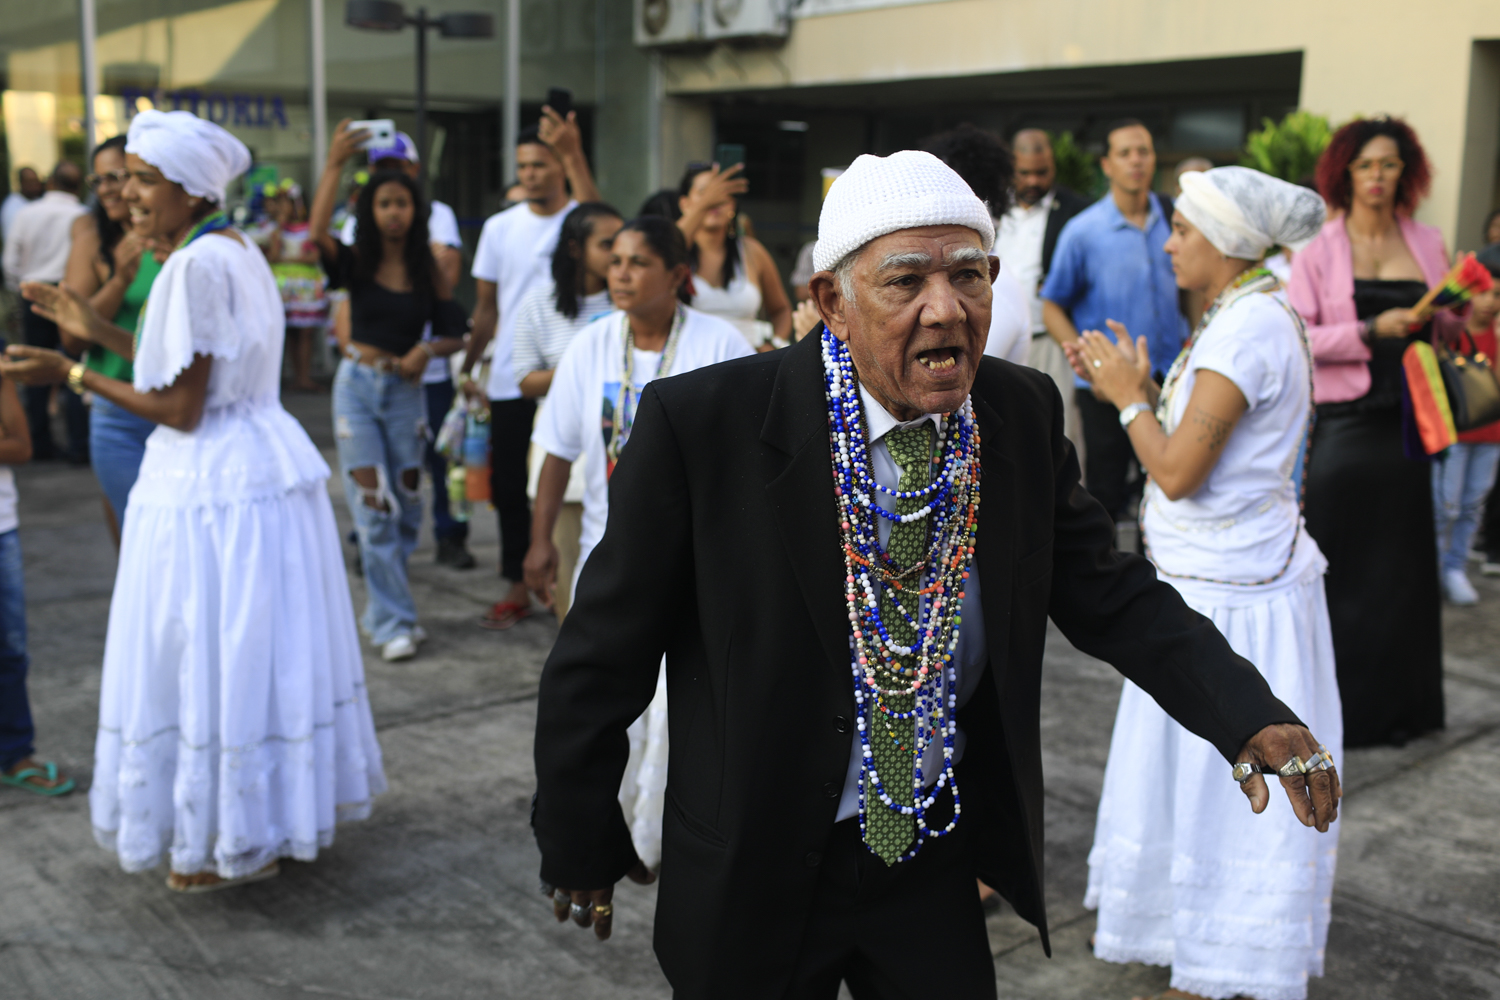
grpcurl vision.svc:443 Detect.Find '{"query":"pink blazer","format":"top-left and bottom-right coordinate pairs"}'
top-left (1287, 215), bottom-right (1451, 404)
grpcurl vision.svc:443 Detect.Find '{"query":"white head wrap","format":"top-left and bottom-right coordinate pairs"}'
top-left (125, 110), bottom-right (252, 208)
top-left (813, 150), bottom-right (995, 272)
top-left (1176, 166), bottom-right (1326, 261)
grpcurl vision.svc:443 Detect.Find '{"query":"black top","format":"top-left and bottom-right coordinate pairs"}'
top-left (531, 333), bottom-right (1299, 996)
top-left (1322, 278), bottom-right (1429, 413)
top-left (322, 242), bottom-right (463, 355)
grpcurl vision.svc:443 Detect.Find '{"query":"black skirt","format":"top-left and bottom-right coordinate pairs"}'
top-left (1304, 405), bottom-right (1444, 747)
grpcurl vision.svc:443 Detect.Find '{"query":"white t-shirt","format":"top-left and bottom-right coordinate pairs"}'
top-left (472, 200), bottom-right (578, 401)
top-left (532, 307), bottom-right (754, 591)
top-left (0, 467), bottom-right (16, 534)
top-left (341, 199), bottom-right (463, 384)
top-left (1143, 289), bottom-right (1322, 592)
top-left (984, 261), bottom-right (1031, 365)
top-left (995, 193), bottom-right (1052, 334)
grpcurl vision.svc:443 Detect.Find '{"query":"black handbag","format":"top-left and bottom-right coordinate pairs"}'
top-left (1435, 330), bottom-right (1500, 432)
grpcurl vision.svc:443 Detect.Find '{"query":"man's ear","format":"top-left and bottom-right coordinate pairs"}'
top-left (988, 256), bottom-right (1001, 285)
top-left (808, 271), bottom-right (850, 343)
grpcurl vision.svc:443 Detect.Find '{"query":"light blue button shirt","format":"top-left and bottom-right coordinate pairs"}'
top-left (1039, 191), bottom-right (1186, 387)
top-left (835, 384), bottom-right (987, 822)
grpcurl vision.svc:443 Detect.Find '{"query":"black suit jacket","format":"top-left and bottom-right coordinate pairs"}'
top-left (1041, 185), bottom-right (1093, 279)
top-left (532, 333), bottom-right (1297, 998)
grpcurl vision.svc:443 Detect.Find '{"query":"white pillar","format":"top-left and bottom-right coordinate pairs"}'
top-left (502, 0), bottom-right (519, 187)
top-left (79, 0), bottom-right (98, 149)
top-left (310, 0), bottom-right (328, 178)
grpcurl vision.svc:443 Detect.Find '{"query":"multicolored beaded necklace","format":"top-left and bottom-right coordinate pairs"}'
top-left (135, 211), bottom-right (234, 344)
top-left (606, 305), bottom-right (686, 470)
top-left (822, 328), bottom-right (981, 861)
top-left (1141, 266), bottom-right (1317, 587)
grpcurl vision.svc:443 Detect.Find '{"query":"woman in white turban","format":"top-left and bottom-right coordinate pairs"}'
top-left (2, 110), bottom-right (384, 892)
top-left (1065, 167), bottom-right (1342, 1000)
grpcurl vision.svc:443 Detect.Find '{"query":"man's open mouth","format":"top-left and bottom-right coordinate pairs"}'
top-left (916, 347), bottom-right (959, 371)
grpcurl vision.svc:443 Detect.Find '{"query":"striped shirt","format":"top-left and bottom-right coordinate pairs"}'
top-left (510, 284), bottom-right (614, 389)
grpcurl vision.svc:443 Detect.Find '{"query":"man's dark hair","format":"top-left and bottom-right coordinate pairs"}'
top-left (921, 123), bottom-right (1013, 213)
top-left (552, 202), bottom-right (622, 319)
top-left (90, 136), bottom-right (130, 267)
top-left (517, 125), bottom-right (544, 149)
top-left (352, 170), bottom-right (434, 301)
top-left (616, 214), bottom-right (693, 304)
top-left (51, 160), bottom-right (84, 195)
top-left (1102, 118), bottom-right (1151, 155)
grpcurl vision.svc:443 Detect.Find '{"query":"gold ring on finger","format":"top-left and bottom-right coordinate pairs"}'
top-left (593, 903), bottom-right (613, 918)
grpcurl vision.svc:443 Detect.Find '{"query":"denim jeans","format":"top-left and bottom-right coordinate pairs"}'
top-left (90, 397), bottom-right (156, 527)
top-left (0, 529), bottom-right (34, 770)
top-left (424, 379), bottom-right (467, 543)
top-left (333, 358), bottom-right (425, 644)
top-left (1432, 441), bottom-right (1500, 573)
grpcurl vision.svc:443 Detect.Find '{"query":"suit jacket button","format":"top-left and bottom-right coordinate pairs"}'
top-left (833, 716), bottom-right (849, 733)
top-left (805, 851), bottom-right (822, 867)
top-left (824, 781), bottom-right (839, 798)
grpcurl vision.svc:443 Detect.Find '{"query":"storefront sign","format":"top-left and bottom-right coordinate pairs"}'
top-left (118, 87), bottom-right (289, 129)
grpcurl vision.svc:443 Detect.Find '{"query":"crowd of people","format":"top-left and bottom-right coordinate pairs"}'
top-left (0, 97), bottom-right (1496, 1000)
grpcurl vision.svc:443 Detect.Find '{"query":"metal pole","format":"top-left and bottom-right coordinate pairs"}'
top-left (80, 0), bottom-right (98, 153)
top-left (414, 8), bottom-right (428, 193)
top-left (309, 0), bottom-right (328, 179)
top-left (502, 0), bottom-right (519, 189)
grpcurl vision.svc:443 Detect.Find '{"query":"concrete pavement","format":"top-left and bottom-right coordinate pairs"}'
top-left (2, 390), bottom-right (1497, 999)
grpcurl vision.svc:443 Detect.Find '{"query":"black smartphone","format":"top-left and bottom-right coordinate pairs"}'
top-left (545, 87), bottom-right (573, 119)
top-left (714, 143), bottom-right (746, 172)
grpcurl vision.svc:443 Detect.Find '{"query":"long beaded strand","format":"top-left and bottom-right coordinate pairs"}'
top-left (822, 328), bottom-right (981, 861)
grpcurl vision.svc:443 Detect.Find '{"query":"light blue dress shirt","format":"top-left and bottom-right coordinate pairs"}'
top-left (1039, 191), bottom-right (1186, 387)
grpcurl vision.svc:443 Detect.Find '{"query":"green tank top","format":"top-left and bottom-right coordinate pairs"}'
top-left (86, 252), bottom-right (164, 382)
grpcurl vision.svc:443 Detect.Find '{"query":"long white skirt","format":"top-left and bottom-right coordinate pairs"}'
top-left (89, 480), bottom-right (386, 878)
top-left (1084, 566), bottom-right (1342, 1000)
top-left (618, 666), bottom-right (668, 869)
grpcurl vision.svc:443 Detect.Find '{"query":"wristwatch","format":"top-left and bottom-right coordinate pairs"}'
top-left (67, 362), bottom-right (88, 394)
top-left (1118, 401), bottom-right (1152, 430)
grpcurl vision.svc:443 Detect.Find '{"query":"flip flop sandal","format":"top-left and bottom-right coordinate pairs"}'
top-left (0, 760), bottom-right (75, 796)
top-left (166, 861), bottom-right (280, 894)
top-left (478, 600), bottom-right (532, 631)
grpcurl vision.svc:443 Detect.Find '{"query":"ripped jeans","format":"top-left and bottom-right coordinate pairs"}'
top-left (333, 358), bottom-right (425, 644)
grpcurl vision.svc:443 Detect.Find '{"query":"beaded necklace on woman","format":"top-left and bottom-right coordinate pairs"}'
top-left (606, 304), bottom-right (686, 470)
top-left (822, 327), bottom-right (982, 862)
top-left (1142, 265), bottom-right (1317, 587)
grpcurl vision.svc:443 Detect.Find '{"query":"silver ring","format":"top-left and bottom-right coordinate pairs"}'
top-left (553, 888), bottom-right (570, 905)
top-left (1278, 755), bottom-right (1309, 778)
top-left (1092, 358), bottom-right (1102, 369)
top-left (570, 902), bottom-right (590, 918)
top-left (1306, 747), bottom-right (1335, 773)
top-left (1231, 762), bottom-right (1257, 784)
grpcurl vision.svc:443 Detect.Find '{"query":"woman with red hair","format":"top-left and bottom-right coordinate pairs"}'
top-left (1288, 116), bottom-right (1450, 748)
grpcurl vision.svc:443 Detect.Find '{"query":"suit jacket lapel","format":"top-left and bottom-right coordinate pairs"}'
top-left (762, 333), bottom-right (851, 680)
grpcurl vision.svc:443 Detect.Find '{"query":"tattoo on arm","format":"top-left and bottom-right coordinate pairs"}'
top-left (1190, 408), bottom-right (1233, 452)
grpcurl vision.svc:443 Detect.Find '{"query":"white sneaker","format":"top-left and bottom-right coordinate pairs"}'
top-left (381, 632), bottom-right (419, 661)
top-left (1443, 567), bottom-right (1479, 605)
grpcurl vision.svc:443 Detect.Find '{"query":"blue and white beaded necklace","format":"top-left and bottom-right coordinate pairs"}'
top-left (822, 328), bottom-right (982, 861)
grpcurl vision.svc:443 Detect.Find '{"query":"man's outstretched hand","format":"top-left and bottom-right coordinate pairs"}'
top-left (1237, 723), bottom-right (1341, 832)
top-left (544, 860), bottom-right (656, 941)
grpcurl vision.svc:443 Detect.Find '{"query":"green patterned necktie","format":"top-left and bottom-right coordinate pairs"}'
top-left (866, 422), bottom-right (936, 865)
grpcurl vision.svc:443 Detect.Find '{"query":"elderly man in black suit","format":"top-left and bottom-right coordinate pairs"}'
top-left (532, 150), bottom-right (1339, 1000)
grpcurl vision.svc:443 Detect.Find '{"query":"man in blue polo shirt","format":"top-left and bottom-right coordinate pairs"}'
top-left (1040, 118), bottom-right (1185, 526)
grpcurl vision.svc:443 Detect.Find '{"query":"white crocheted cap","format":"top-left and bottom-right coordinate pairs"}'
top-left (812, 150), bottom-right (995, 272)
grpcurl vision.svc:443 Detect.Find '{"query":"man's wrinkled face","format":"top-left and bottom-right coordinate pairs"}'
top-left (811, 225), bottom-right (995, 421)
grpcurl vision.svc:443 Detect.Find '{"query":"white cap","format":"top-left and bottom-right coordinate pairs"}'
top-left (812, 150), bottom-right (995, 273)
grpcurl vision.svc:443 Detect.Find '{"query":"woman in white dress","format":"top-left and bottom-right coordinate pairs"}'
top-left (1067, 167), bottom-right (1340, 1000)
top-left (5, 111), bottom-right (383, 892)
top-left (676, 163), bottom-right (792, 350)
top-left (524, 216), bottom-right (752, 869)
